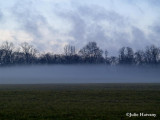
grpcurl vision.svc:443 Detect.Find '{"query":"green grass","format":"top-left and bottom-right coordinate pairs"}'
top-left (0, 84), bottom-right (159, 120)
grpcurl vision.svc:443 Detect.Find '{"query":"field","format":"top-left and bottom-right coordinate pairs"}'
top-left (0, 84), bottom-right (159, 120)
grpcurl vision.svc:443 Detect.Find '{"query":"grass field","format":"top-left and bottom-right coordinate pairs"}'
top-left (0, 84), bottom-right (159, 120)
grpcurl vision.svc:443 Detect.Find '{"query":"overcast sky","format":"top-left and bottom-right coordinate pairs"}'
top-left (0, 0), bottom-right (160, 55)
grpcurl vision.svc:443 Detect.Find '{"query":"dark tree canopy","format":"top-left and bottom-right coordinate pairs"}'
top-left (79, 42), bottom-right (103, 58)
top-left (20, 42), bottom-right (37, 64)
top-left (119, 47), bottom-right (134, 64)
top-left (64, 45), bottom-right (76, 56)
top-left (0, 41), bottom-right (159, 66)
top-left (78, 42), bottom-right (104, 63)
top-left (134, 50), bottom-right (145, 65)
top-left (145, 45), bottom-right (160, 64)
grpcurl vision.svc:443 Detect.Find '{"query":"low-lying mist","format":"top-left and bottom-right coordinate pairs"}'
top-left (0, 65), bottom-right (159, 84)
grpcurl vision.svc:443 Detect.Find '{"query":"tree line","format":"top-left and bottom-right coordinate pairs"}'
top-left (0, 41), bottom-right (160, 66)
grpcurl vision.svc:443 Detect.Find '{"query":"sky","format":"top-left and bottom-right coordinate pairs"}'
top-left (0, 0), bottom-right (160, 55)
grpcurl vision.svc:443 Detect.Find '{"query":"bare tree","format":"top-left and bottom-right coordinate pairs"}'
top-left (145, 45), bottom-right (160, 64)
top-left (104, 49), bottom-right (110, 64)
top-left (134, 50), bottom-right (145, 65)
top-left (119, 47), bottom-right (134, 64)
top-left (64, 45), bottom-right (76, 56)
top-left (79, 42), bottom-right (103, 63)
top-left (79, 42), bottom-right (103, 57)
top-left (20, 42), bottom-right (37, 64)
top-left (0, 41), bottom-right (14, 65)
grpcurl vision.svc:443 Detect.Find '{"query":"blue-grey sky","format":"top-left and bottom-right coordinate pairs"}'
top-left (0, 0), bottom-right (160, 55)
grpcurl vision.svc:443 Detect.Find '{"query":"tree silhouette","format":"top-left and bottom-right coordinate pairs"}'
top-left (64, 45), bottom-right (76, 56)
top-left (134, 50), bottom-right (145, 65)
top-left (119, 47), bottom-right (134, 64)
top-left (20, 42), bottom-right (37, 64)
top-left (145, 45), bottom-right (160, 64)
top-left (0, 41), bottom-right (14, 65)
top-left (0, 41), bottom-right (159, 66)
top-left (79, 42), bottom-right (104, 63)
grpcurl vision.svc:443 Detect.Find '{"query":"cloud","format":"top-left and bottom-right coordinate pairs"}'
top-left (147, 24), bottom-right (160, 47)
top-left (55, 3), bottom-right (160, 55)
top-left (58, 11), bottom-right (86, 41)
top-left (0, 10), bottom-right (3, 20)
top-left (56, 4), bottom-right (132, 55)
top-left (77, 5), bottom-right (129, 27)
top-left (0, 29), bottom-right (33, 45)
top-left (9, 0), bottom-right (73, 53)
top-left (147, 0), bottom-right (160, 6)
top-left (131, 26), bottom-right (149, 49)
top-left (0, 0), bottom-right (159, 55)
top-left (11, 0), bottom-right (48, 39)
top-left (152, 25), bottom-right (160, 34)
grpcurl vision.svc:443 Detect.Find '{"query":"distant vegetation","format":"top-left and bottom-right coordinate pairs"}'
top-left (0, 41), bottom-right (160, 66)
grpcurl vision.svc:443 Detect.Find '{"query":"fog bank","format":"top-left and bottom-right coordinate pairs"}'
top-left (0, 65), bottom-right (159, 84)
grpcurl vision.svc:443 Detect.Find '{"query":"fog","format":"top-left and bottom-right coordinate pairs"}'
top-left (0, 65), bottom-right (159, 84)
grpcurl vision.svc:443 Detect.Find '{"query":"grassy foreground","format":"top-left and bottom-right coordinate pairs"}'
top-left (0, 84), bottom-right (159, 120)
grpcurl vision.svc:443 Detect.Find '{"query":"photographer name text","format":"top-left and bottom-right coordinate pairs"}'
top-left (126, 113), bottom-right (156, 117)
